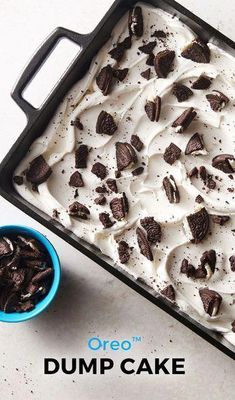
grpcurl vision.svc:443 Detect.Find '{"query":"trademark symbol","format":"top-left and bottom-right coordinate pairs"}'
top-left (132, 336), bottom-right (142, 343)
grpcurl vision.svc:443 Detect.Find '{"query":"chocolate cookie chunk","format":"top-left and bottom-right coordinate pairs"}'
top-left (140, 217), bottom-right (162, 244)
top-left (140, 68), bottom-right (151, 80)
top-left (128, 6), bottom-right (143, 37)
top-left (113, 68), bottom-right (129, 81)
top-left (161, 285), bottom-right (175, 301)
top-left (163, 175), bottom-right (180, 203)
top-left (186, 207), bottom-right (209, 243)
top-left (106, 178), bottom-right (118, 193)
top-left (96, 65), bottom-right (113, 95)
top-left (116, 142), bottom-right (137, 171)
top-left (13, 176), bottom-right (23, 185)
top-left (0, 237), bottom-right (14, 258)
top-left (131, 134), bottom-right (143, 152)
top-left (154, 50), bottom-right (175, 78)
top-left (199, 288), bottom-right (222, 316)
top-left (212, 154), bottom-right (234, 174)
top-left (191, 75), bottom-right (212, 90)
top-left (200, 250), bottom-right (216, 274)
top-left (110, 194), bottom-right (128, 221)
top-left (136, 227), bottom-right (153, 261)
top-left (108, 37), bottom-right (131, 61)
top-left (71, 117), bottom-right (84, 130)
top-left (96, 111), bottom-right (117, 135)
top-left (26, 155), bottom-right (52, 184)
top-left (172, 107), bottom-right (197, 133)
top-left (195, 195), bottom-right (204, 204)
top-left (211, 215), bottom-right (230, 225)
top-left (145, 96), bottom-right (161, 122)
top-left (68, 202), bottom-right (90, 220)
top-left (99, 212), bottom-right (115, 228)
top-left (69, 171), bottom-right (84, 187)
top-left (181, 39), bottom-right (210, 63)
top-left (163, 142), bottom-right (181, 165)
top-left (91, 162), bottom-right (107, 180)
top-left (132, 166), bottom-right (144, 176)
top-left (185, 133), bottom-right (205, 155)
top-left (138, 41), bottom-right (156, 54)
top-left (231, 320), bottom-right (235, 332)
top-left (146, 53), bottom-right (154, 66)
top-left (94, 194), bottom-right (106, 205)
top-left (188, 166), bottom-right (199, 178)
top-left (75, 145), bottom-right (89, 169)
top-left (172, 83), bottom-right (193, 102)
top-left (180, 259), bottom-right (196, 278)
top-left (117, 241), bottom-right (130, 264)
top-left (229, 255), bottom-right (235, 272)
top-left (206, 90), bottom-right (229, 111)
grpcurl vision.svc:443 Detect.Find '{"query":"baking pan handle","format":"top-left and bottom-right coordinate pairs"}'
top-left (11, 27), bottom-right (86, 120)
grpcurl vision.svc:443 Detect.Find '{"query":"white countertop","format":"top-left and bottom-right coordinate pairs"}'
top-left (0, 1), bottom-right (234, 399)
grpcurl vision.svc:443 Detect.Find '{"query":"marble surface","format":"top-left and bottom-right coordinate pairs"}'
top-left (0, 1), bottom-right (234, 399)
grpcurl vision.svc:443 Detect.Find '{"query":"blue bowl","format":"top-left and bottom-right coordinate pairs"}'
top-left (0, 225), bottom-right (61, 322)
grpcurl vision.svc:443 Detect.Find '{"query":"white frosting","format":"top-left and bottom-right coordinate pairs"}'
top-left (14, 3), bottom-right (235, 345)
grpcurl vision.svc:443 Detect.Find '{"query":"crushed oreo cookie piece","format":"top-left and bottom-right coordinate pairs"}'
top-left (212, 154), bottom-right (235, 174)
top-left (116, 142), bottom-right (137, 171)
top-left (163, 142), bottom-right (181, 165)
top-left (96, 65), bottom-right (113, 95)
top-left (68, 202), bottom-right (90, 220)
top-left (195, 195), bottom-right (204, 204)
top-left (0, 233), bottom-right (53, 313)
top-left (172, 107), bottom-right (197, 133)
top-left (172, 83), bottom-right (193, 102)
top-left (180, 258), bottom-right (196, 278)
top-left (94, 194), bottom-right (106, 205)
top-left (191, 75), bottom-right (212, 90)
top-left (108, 36), bottom-right (131, 61)
top-left (199, 165), bottom-right (207, 183)
top-left (200, 250), bottom-right (216, 275)
top-left (185, 133), bottom-right (205, 155)
top-left (13, 176), bottom-right (23, 185)
top-left (154, 50), bottom-right (175, 78)
top-left (131, 134), bottom-right (143, 152)
top-left (140, 217), bottom-right (162, 244)
top-left (128, 6), bottom-right (143, 37)
top-left (188, 166), bottom-right (198, 178)
top-left (186, 207), bottom-right (209, 243)
top-left (96, 110), bottom-right (117, 135)
top-left (69, 171), bottom-right (84, 187)
top-left (132, 166), bottom-right (144, 176)
top-left (138, 40), bottom-right (156, 54)
top-left (163, 175), bottom-right (180, 203)
top-left (211, 215), bottom-right (230, 225)
top-left (161, 285), bottom-right (175, 301)
top-left (199, 288), bottom-right (222, 316)
top-left (75, 145), bottom-right (89, 169)
top-left (106, 178), bottom-right (118, 193)
top-left (136, 227), bottom-right (153, 261)
top-left (26, 155), bottom-right (52, 185)
top-left (206, 90), bottom-right (229, 111)
top-left (95, 185), bottom-right (107, 193)
top-left (145, 96), bottom-right (161, 122)
top-left (91, 162), bottom-right (107, 180)
top-left (117, 241), bottom-right (130, 264)
top-left (99, 212), bottom-right (115, 228)
top-left (231, 320), bottom-right (235, 332)
top-left (146, 53), bottom-right (154, 66)
top-left (71, 117), bottom-right (84, 130)
top-left (110, 195), bottom-right (128, 221)
top-left (229, 255), bottom-right (235, 272)
top-left (140, 68), bottom-right (151, 80)
top-left (181, 39), bottom-right (210, 63)
top-left (151, 30), bottom-right (167, 39)
top-left (113, 68), bottom-right (129, 81)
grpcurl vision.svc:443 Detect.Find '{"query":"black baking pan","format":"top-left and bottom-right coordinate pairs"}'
top-left (0, 0), bottom-right (234, 360)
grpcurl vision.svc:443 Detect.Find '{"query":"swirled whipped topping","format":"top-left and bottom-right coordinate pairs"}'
top-left (14, 3), bottom-right (235, 345)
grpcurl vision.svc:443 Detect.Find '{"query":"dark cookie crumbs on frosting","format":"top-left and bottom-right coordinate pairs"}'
top-left (113, 68), bottom-right (129, 82)
top-left (68, 201), bottom-right (90, 220)
top-left (140, 217), bottom-right (162, 244)
top-left (110, 195), bottom-right (128, 221)
top-left (186, 207), bottom-right (209, 243)
top-left (185, 133), bottom-right (205, 155)
top-left (206, 90), bottom-right (229, 112)
top-left (172, 83), bottom-right (193, 102)
top-left (108, 36), bottom-right (132, 61)
top-left (91, 162), bottom-right (107, 180)
top-left (211, 215), bottom-right (230, 225)
top-left (146, 53), bottom-right (154, 66)
top-left (131, 134), bottom-right (143, 152)
top-left (181, 39), bottom-right (210, 63)
top-left (195, 195), bottom-right (204, 204)
top-left (154, 50), bottom-right (175, 78)
top-left (163, 142), bottom-right (181, 165)
top-left (99, 212), bottom-right (115, 228)
top-left (70, 117), bottom-right (84, 130)
top-left (163, 175), bottom-right (180, 203)
top-left (191, 75), bottom-right (212, 90)
top-left (106, 178), bottom-right (118, 193)
top-left (161, 285), bottom-right (175, 301)
top-left (26, 155), bottom-right (52, 185)
top-left (69, 171), bottom-right (84, 187)
top-left (138, 40), bottom-right (156, 54)
top-left (96, 110), bottom-right (117, 135)
top-left (141, 68), bottom-right (151, 80)
top-left (128, 6), bottom-right (143, 37)
top-left (96, 65), bottom-right (113, 96)
top-left (132, 166), bottom-right (144, 176)
top-left (199, 288), bottom-right (222, 316)
top-left (136, 227), bottom-right (153, 261)
top-left (212, 154), bottom-right (234, 174)
top-left (145, 96), bottom-right (161, 122)
top-left (172, 107), bottom-right (197, 133)
top-left (94, 194), bottom-right (106, 205)
top-left (188, 166), bottom-right (199, 178)
top-left (117, 241), bottom-right (130, 264)
top-left (116, 142), bottom-right (137, 171)
top-left (75, 145), bottom-right (89, 169)
top-left (229, 255), bottom-right (235, 272)
top-left (180, 259), bottom-right (196, 278)
top-left (13, 176), bottom-right (24, 185)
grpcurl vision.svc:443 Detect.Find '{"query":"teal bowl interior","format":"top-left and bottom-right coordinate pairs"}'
top-left (0, 225), bottom-right (61, 322)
